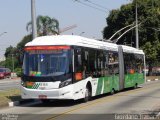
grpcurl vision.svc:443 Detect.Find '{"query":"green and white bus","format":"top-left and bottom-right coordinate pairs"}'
top-left (21, 35), bottom-right (145, 102)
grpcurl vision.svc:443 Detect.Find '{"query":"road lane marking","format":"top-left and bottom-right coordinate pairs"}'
top-left (46, 95), bottom-right (119, 120)
top-left (46, 83), bottom-right (160, 120)
top-left (46, 85), bottom-right (160, 120)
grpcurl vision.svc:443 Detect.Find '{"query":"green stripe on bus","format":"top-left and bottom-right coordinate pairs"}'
top-left (124, 73), bottom-right (144, 88)
top-left (103, 77), bottom-right (110, 93)
top-left (27, 85), bottom-right (33, 89)
top-left (96, 75), bottom-right (120, 95)
top-left (96, 77), bottom-right (104, 95)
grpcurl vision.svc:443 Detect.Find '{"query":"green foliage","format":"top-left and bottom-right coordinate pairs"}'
top-left (142, 42), bottom-right (157, 61)
top-left (16, 34), bottom-right (32, 65)
top-left (103, 0), bottom-right (160, 66)
top-left (14, 68), bottom-right (22, 77)
top-left (26, 15), bottom-right (59, 36)
top-left (0, 61), bottom-right (5, 67)
top-left (17, 34), bottom-right (32, 50)
top-left (4, 46), bottom-right (17, 58)
top-left (4, 34), bottom-right (32, 70)
top-left (5, 57), bottom-right (18, 72)
top-left (4, 15), bottom-right (59, 73)
top-left (103, 0), bottom-right (160, 45)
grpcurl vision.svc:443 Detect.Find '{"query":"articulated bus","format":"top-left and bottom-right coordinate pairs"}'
top-left (21, 35), bottom-right (145, 102)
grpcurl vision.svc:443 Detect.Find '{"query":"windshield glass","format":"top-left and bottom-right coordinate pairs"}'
top-left (23, 48), bottom-right (72, 77)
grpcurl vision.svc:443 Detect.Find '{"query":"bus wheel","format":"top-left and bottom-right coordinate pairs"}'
top-left (83, 86), bottom-right (91, 102)
top-left (134, 83), bottom-right (138, 89)
top-left (111, 89), bottom-right (115, 95)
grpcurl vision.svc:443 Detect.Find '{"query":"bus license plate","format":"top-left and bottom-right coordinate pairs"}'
top-left (39, 95), bottom-right (47, 99)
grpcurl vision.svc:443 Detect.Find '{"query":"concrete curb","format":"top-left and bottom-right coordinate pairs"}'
top-left (8, 99), bottom-right (35, 107)
top-left (11, 77), bottom-right (20, 80)
top-left (147, 78), bottom-right (159, 82)
top-left (147, 79), bottom-right (151, 82)
top-left (8, 101), bottom-right (19, 107)
top-left (156, 112), bottom-right (160, 120)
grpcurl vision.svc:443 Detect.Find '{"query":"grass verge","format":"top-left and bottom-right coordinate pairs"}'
top-left (0, 89), bottom-right (21, 108)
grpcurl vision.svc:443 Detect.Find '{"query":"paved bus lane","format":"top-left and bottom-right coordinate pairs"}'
top-left (0, 78), bottom-right (20, 91)
top-left (0, 80), bottom-right (159, 120)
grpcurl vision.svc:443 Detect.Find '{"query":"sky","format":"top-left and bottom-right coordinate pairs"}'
top-left (0, 0), bottom-right (131, 59)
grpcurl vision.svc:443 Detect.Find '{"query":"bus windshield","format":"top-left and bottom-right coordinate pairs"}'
top-left (23, 48), bottom-right (71, 77)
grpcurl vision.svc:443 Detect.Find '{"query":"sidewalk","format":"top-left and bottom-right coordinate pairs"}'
top-left (11, 77), bottom-right (20, 80)
top-left (146, 76), bottom-right (160, 82)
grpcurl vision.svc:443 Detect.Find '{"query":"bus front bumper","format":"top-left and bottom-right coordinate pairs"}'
top-left (21, 85), bottom-right (74, 100)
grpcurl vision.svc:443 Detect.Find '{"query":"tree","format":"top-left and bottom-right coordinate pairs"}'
top-left (4, 46), bottom-right (17, 58)
top-left (142, 41), bottom-right (159, 75)
top-left (4, 34), bottom-right (32, 70)
top-left (5, 57), bottom-right (18, 72)
top-left (16, 34), bottom-right (32, 53)
top-left (103, 0), bottom-right (160, 75)
top-left (4, 46), bottom-right (19, 71)
top-left (26, 15), bottom-right (59, 36)
top-left (16, 34), bottom-right (32, 65)
top-left (4, 15), bottom-right (60, 72)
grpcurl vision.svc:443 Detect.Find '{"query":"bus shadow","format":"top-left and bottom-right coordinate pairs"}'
top-left (91, 86), bottom-right (142, 101)
top-left (7, 95), bottom-right (21, 103)
top-left (18, 87), bottom-right (141, 108)
top-left (23, 99), bottom-right (84, 108)
top-left (120, 86), bottom-right (141, 92)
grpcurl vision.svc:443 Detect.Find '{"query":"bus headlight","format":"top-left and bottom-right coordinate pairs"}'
top-left (21, 80), bottom-right (26, 87)
top-left (59, 79), bottom-right (72, 88)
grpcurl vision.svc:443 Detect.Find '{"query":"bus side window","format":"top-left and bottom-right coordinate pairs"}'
top-left (75, 48), bottom-right (90, 80)
top-left (95, 50), bottom-right (105, 77)
top-left (108, 52), bottom-right (119, 75)
top-left (74, 48), bottom-right (82, 73)
top-left (83, 49), bottom-right (90, 78)
top-left (124, 53), bottom-right (135, 74)
top-left (104, 52), bottom-right (109, 76)
top-left (135, 54), bottom-right (144, 73)
top-left (108, 52), bottom-right (114, 75)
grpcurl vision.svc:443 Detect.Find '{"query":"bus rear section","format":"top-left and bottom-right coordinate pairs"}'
top-left (118, 45), bottom-right (145, 90)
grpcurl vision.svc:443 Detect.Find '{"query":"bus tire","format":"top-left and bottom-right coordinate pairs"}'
top-left (111, 88), bottom-right (115, 95)
top-left (83, 86), bottom-right (91, 103)
top-left (134, 83), bottom-right (138, 89)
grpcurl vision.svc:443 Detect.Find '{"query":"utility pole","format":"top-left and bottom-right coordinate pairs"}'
top-left (135, 0), bottom-right (139, 49)
top-left (11, 54), bottom-right (14, 73)
top-left (31, 0), bottom-right (37, 39)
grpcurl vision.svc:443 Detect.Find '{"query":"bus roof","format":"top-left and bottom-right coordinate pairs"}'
top-left (25, 35), bottom-right (118, 51)
top-left (25, 35), bottom-right (144, 54)
top-left (120, 45), bottom-right (144, 54)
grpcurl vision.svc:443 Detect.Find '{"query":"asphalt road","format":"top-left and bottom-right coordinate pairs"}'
top-left (0, 80), bottom-right (159, 120)
top-left (0, 78), bottom-right (20, 91)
